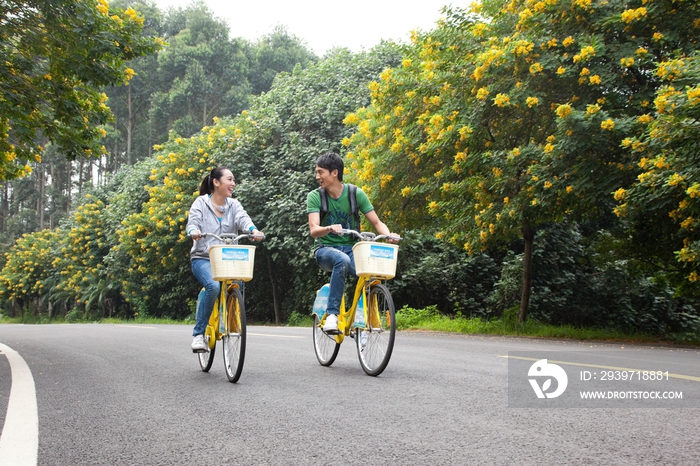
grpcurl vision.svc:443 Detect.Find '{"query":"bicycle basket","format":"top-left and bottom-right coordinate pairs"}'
top-left (352, 242), bottom-right (399, 279)
top-left (208, 244), bottom-right (256, 281)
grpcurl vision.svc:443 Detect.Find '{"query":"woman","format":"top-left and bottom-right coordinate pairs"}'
top-left (186, 166), bottom-right (263, 352)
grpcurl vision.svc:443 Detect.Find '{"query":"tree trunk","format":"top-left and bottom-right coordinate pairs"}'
top-left (518, 219), bottom-right (535, 324)
top-left (266, 255), bottom-right (281, 325)
top-left (0, 183), bottom-right (8, 232)
top-left (127, 85), bottom-right (133, 165)
top-left (37, 163), bottom-right (45, 230)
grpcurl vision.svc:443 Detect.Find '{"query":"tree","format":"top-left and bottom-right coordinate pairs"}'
top-left (245, 25), bottom-right (317, 95)
top-left (148, 1), bottom-right (250, 139)
top-left (0, 0), bottom-right (161, 180)
top-left (615, 53), bottom-right (700, 292)
top-left (346, 0), bottom-right (700, 323)
top-left (103, 0), bottom-right (166, 165)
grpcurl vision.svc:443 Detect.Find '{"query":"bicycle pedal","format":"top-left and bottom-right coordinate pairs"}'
top-left (192, 348), bottom-right (210, 353)
top-left (323, 329), bottom-right (342, 335)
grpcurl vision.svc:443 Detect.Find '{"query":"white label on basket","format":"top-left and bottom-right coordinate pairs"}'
top-left (221, 247), bottom-right (249, 261)
top-left (369, 244), bottom-right (395, 260)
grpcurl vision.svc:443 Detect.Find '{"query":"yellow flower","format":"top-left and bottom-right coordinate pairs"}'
top-left (562, 36), bottom-right (575, 47)
top-left (529, 62), bottom-right (543, 74)
top-left (526, 97), bottom-right (539, 108)
top-left (476, 87), bottom-right (490, 100)
top-left (667, 173), bottom-right (685, 187)
top-left (601, 119), bottom-right (615, 130)
top-left (556, 104), bottom-right (573, 118)
top-left (637, 114), bottom-right (654, 124)
top-left (585, 104), bottom-right (601, 116)
top-left (653, 32), bottom-right (663, 42)
top-left (556, 66), bottom-right (566, 75)
top-left (620, 57), bottom-right (635, 68)
top-left (613, 188), bottom-right (626, 201)
top-left (621, 7), bottom-right (647, 23)
top-left (589, 75), bottom-right (601, 85)
top-left (401, 187), bottom-right (412, 197)
top-left (687, 183), bottom-right (700, 198)
top-left (566, 185), bottom-right (573, 193)
top-left (494, 93), bottom-right (511, 107)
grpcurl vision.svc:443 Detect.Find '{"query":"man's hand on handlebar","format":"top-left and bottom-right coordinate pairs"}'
top-left (386, 233), bottom-right (401, 244)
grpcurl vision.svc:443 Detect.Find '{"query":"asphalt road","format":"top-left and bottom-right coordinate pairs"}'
top-left (1, 324), bottom-right (699, 465)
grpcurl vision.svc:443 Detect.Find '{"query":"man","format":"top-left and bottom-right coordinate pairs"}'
top-left (307, 152), bottom-right (399, 333)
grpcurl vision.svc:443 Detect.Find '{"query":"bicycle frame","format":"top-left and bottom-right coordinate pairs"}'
top-left (203, 280), bottom-right (242, 350)
top-left (332, 275), bottom-right (383, 344)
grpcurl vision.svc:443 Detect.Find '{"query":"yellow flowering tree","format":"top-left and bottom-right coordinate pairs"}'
top-left (0, 0), bottom-right (161, 180)
top-left (0, 229), bottom-right (60, 316)
top-left (51, 194), bottom-right (113, 317)
top-left (115, 129), bottom-right (219, 316)
top-left (615, 54), bottom-right (700, 288)
top-left (347, 0), bottom-right (700, 322)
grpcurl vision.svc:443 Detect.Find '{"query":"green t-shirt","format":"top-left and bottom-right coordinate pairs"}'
top-left (307, 184), bottom-right (373, 246)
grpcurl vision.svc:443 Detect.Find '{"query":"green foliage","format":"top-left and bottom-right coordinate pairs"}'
top-left (246, 25), bottom-right (318, 95)
top-left (0, 0), bottom-right (161, 179)
top-left (390, 230), bottom-right (499, 316)
top-left (148, 2), bottom-right (250, 139)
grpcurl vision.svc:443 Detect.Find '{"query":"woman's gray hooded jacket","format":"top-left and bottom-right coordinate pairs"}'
top-left (186, 195), bottom-right (256, 260)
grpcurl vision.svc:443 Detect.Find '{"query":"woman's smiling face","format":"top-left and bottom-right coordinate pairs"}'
top-left (214, 169), bottom-right (236, 197)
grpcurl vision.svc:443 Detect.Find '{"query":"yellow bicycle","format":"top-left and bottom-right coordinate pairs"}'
top-left (195, 232), bottom-right (262, 383)
top-left (312, 229), bottom-right (400, 376)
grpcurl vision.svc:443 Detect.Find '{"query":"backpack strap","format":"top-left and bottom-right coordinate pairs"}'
top-left (318, 187), bottom-right (329, 223)
top-left (347, 184), bottom-right (360, 230)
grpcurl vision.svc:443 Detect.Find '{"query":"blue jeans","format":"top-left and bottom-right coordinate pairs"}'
top-left (191, 259), bottom-right (220, 336)
top-left (315, 246), bottom-right (355, 316)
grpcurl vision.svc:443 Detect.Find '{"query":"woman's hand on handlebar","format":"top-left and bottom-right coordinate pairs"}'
top-left (250, 229), bottom-right (265, 242)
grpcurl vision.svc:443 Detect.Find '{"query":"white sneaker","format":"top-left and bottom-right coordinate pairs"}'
top-left (323, 314), bottom-right (339, 333)
top-left (191, 334), bottom-right (207, 352)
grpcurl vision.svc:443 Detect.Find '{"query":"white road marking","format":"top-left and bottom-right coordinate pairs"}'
top-left (0, 343), bottom-right (38, 466)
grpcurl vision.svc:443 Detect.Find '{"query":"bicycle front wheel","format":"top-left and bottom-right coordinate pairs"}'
top-left (313, 315), bottom-right (339, 366)
top-left (357, 283), bottom-right (396, 376)
top-left (222, 287), bottom-right (246, 383)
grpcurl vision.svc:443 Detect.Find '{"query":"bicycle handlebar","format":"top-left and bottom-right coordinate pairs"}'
top-left (340, 229), bottom-right (401, 243)
top-left (193, 232), bottom-right (265, 243)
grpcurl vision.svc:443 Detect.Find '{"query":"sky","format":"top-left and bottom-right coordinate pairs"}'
top-left (153, 0), bottom-right (458, 55)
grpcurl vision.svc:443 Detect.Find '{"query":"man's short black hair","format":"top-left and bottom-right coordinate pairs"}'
top-left (316, 151), bottom-right (344, 181)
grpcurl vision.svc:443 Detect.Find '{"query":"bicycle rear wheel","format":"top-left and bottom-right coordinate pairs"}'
top-left (357, 283), bottom-right (396, 376)
top-left (222, 287), bottom-right (246, 383)
top-left (197, 331), bottom-right (216, 372)
top-left (197, 293), bottom-right (216, 372)
top-left (313, 315), bottom-right (340, 366)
